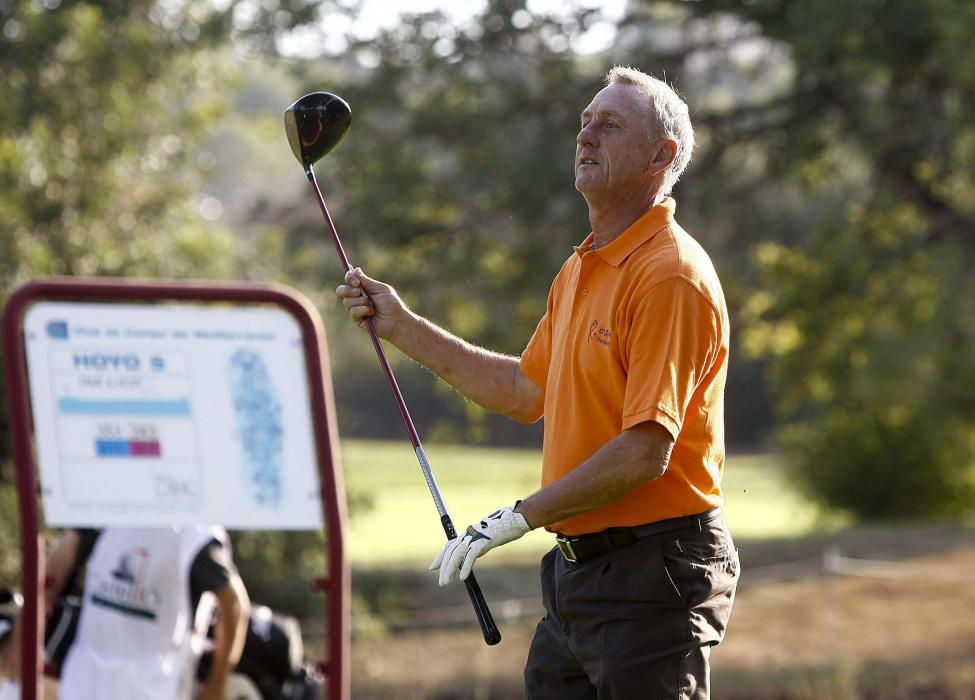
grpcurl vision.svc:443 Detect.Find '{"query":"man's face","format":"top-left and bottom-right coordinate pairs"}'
top-left (574, 82), bottom-right (659, 199)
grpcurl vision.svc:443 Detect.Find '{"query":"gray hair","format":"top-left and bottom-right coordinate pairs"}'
top-left (605, 66), bottom-right (695, 195)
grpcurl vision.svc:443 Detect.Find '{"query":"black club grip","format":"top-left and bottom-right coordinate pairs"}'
top-left (442, 514), bottom-right (502, 645)
top-left (465, 572), bottom-right (502, 645)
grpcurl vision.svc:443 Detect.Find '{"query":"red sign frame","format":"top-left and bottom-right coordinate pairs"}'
top-left (1, 277), bottom-right (350, 700)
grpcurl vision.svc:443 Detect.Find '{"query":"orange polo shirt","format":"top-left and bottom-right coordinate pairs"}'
top-left (519, 198), bottom-right (729, 535)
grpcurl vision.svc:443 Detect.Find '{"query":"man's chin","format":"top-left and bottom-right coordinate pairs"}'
top-left (574, 176), bottom-right (598, 194)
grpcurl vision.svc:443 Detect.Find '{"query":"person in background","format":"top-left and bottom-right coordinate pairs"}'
top-left (46, 525), bottom-right (249, 700)
top-left (0, 590), bottom-right (58, 700)
top-left (0, 590), bottom-right (24, 700)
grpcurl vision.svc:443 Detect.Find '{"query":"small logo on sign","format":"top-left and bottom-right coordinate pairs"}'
top-left (588, 321), bottom-right (612, 346)
top-left (46, 320), bottom-right (68, 339)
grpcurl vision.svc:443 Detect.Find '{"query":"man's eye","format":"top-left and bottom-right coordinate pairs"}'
top-left (606, 122), bottom-right (619, 129)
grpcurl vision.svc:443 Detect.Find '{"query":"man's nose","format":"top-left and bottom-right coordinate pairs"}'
top-left (577, 123), bottom-right (597, 148)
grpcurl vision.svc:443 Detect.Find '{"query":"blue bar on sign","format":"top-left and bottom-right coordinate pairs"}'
top-left (58, 398), bottom-right (191, 417)
top-left (95, 439), bottom-right (130, 457)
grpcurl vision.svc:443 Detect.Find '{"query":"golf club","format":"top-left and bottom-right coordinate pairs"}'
top-left (284, 92), bottom-right (501, 646)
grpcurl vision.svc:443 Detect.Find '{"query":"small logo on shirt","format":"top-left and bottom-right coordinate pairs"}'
top-left (111, 552), bottom-right (138, 583)
top-left (91, 547), bottom-right (161, 620)
top-left (588, 321), bottom-right (612, 346)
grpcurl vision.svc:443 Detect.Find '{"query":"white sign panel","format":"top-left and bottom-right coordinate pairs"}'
top-left (23, 302), bottom-right (323, 530)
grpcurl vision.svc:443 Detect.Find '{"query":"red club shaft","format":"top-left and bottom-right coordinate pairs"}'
top-left (304, 164), bottom-right (501, 646)
top-left (305, 167), bottom-right (422, 451)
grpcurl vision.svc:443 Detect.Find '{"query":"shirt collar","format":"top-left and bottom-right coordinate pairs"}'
top-left (573, 197), bottom-right (676, 267)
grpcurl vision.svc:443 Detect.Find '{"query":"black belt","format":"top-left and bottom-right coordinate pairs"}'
top-left (555, 508), bottom-right (722, 564)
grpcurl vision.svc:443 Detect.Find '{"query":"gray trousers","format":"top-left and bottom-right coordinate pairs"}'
top-left (524, 514), bottom-right (739, 699)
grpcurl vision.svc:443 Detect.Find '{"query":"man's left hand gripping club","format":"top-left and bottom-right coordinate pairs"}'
top-left (430, 505), bottom-right (533, 586)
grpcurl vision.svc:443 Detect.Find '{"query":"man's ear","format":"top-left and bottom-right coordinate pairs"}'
top-left (649, 138), bottom-right (678, 178)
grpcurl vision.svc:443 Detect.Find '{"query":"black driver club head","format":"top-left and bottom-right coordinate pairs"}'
top-left (284, 92), bottom-right (352, 169)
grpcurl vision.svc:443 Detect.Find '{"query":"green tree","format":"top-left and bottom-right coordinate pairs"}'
top-left (247, 0), bottom-right (621, 444)
top-left (656, 0), bottom-right (975, 517)
top-left (0, 0), bottom-right (334, 585)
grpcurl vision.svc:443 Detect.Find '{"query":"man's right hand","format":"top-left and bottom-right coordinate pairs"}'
top-left (335, 267), bottom-right (409, 340)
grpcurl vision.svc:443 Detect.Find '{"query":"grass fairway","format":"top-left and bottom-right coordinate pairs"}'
top-left (340, 440), bottom-right (842, 566)
top-left (720, 452), bottom-right (848, 539)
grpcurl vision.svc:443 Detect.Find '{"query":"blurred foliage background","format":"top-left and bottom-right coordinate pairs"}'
top-left (1, 0), bottom-right (974, 603)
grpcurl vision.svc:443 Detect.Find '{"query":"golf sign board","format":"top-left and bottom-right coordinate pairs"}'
top-left (4, 278), bottom-right (351, 700)
top-left (22, 301), bottom-right (323, 530)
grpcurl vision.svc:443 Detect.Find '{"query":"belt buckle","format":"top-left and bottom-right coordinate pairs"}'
top-left (556, 537), bottom-right (578, 563)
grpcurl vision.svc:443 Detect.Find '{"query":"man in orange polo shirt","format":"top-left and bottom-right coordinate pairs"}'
top-left (336, 65), bottom-right (738, 698)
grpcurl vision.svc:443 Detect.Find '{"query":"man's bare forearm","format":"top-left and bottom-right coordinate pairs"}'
top-left (202, 576), bottom-right (249, 697)
top-left (515, 421), bottom-right (675, 529)
top-left (390, 310), bottom-right (542, 422)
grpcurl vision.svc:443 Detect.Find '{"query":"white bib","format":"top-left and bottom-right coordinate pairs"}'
top-left (59, 525), bottom-right (227, 700)
top-left (0, 680), bottom-right (21, 700)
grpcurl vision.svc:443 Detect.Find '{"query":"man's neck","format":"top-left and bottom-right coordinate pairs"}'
top-left (586, 190), bottom-right (665, 249)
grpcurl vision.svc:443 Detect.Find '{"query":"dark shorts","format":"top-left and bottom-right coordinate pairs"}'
top-left (524, 513), bottom-right (739, 700)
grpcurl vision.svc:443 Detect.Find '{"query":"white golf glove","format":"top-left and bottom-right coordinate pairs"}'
top-left (430, 505), bottom-right (532, 587)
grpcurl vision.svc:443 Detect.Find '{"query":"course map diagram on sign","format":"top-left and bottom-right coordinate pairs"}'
top-left (229, 349), bottom-right (284, 508)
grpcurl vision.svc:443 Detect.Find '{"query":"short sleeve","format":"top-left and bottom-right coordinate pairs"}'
top-left (519, 311), bottom-right (551, 391)
top-left (621, 277), bottom-right (719, 439)
top-left (189, 539), bottom-right (234, 597)
top-left (74, 529), bottom-right (101, 564)
top-left (520, 274), bottom-right (559, 392)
